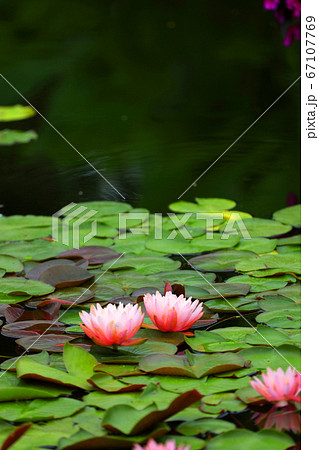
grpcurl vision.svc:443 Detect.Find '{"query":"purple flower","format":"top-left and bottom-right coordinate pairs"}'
top-left (283, 23), bottom-right (301, 46)
top-left (264, 0), bottom-right (281, 10)
top-left (286, 0), bottom-right (301, 18)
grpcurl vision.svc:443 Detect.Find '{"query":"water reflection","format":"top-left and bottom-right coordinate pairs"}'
top-left (0, 0), bottom-right (300, 217)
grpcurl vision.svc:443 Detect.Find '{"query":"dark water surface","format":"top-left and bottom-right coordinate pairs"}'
top-left (0, 0), bottom-right (300, 218)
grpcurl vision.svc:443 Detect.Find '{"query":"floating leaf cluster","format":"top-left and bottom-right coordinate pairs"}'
top-left (0, 199), bottom-right (300, 449)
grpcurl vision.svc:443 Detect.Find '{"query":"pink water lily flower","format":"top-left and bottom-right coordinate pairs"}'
top-left (133, 439), bottom-right (190, 450)
top-left (79, 302), bottom-right (144, 346)
top-left (250, 367), bottom-right (301, 407)
top-left (143, 290), bottom-right (203, 332)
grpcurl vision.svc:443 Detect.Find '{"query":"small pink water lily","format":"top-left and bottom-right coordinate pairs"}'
top-left (133, 439), bottom-right (190, 450)
top-left (79, 302), bottom-right (144, 346)
top-left (143, 290), bottom-right (203, 332)
top-left (250, 367), bottom-right (301, 407)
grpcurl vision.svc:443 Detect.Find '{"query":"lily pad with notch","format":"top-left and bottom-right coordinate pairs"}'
top-left (189, 250), bottom-right (255, 272)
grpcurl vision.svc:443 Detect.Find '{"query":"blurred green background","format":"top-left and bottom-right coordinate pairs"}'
top-left (0, 0), bottom-right (300, 217)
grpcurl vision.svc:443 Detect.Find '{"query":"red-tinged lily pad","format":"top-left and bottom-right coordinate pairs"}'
top-left (3, 302), bottom-right (60, 323)
top-left (58, 246), bottom-right (122, 265)
top-left (35, 265), bottom-right (94, 288)
top-left (16, 334), bottom-right (75, 352)
top-left (1, 423), bottom-right (32, 450)
top-left (1, 320), bottom-right (66, 338)
top-left (27, 287), bottom-right (95, 308)
top-left (0, 371), bottom-right (72, 401)
top-left (101, 389), bottom-right (202, 435)
top-left (139, 350), bottom-right (248, 378)
top-left (58, 424), bottom-right (170, 450)
top-left (25, 259), bottom-right (75, 280)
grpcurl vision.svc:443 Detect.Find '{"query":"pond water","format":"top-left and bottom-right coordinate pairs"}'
top-left (0, 0), bottom-right (300, 218)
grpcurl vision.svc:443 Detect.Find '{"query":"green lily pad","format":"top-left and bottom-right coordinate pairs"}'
top-left (221, 218), bottom-right (292, 238)
top-left (102, 254), bottom-right (181, 274)
top-left (247, 269), bottom-right (298, 279)
top-left (146, 233), bottom-right (239, 254)
top-left (0, 397), bottom-right (83, 422)
top-left (139, 350), bottom-right (247, 378)
top-left (205, 429), bottom-right (294, 450)
top-left (169, 198), bottom-right (236, 213)
top-left (226, 275), bottom-right (287, 292)
top-left (0, 351), bottom-right (50, 372)
top-left (152, 270), bottom-right (217, 287)
top-left (272, 284), bottom-right (301, 302)
top-left (58, 425), bottom-right (170, 450)
top-left (0, 241), bottom-right (67, 261)
top-left (76, 201), bottom-right (132, 217)
top-left (94, 364), bottom-right (143, 378)
top-left (235, 238), bottom-right (277, 254)
top-left (101, 389), bottom-right (201, 435)
top-left (276, 244), bottom-right (301, 254)
top-left (197, 283), bottom-right (251, 299)
top-left (273, 204), bottom-right (301, 227)
top-left (205, 296), bottom-right (258, 312)
top-left (16, 344), bottom-right (97, 390)
top-left (89, 373), bottom-right (146, 393)
top-left (177, 418), bottom-right (235, 436)
top-left (202, 392), bottom-right (246, 414)
top-left (0, 255), bottom-right (23, 273)
top-left (0, 227), bottom-right (52, 241)
top-left (185, 330), bottom-right (252, 353)
top-left (0, 371), bottom-right (72, 402)
top-left (255, 306), bottom-right (301, 329)
top-left (238, 345), bottom-right (301, 371)
top-left (91, 341), bottom-right (177, 364)
top-left (154, 374), bottom-right (250, 395)
top-left (189, 234), bottom-right (240, 252)
top-left (189, 250), bottom-right (255, 272)
top-left (0, 105), bottom-right (35, 121)
top-left (0, 278), bottom-right (54, 296)
top-left (0, 417), bottom-right (81, 450)
top-left (0, 129), bottom-right (38, 145)
top-left (244, 325), bottom-right (297, 346)
top-left (0, 293), bottom-right (32, 304)
top-left (257, 295), bottom-right (297, 310)
top-left (112, 234), bottom-right (148, 254)
top-left (277, 235), bottom-right (301, 246)
top-left (235, 253), bottom-right (301, 274)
